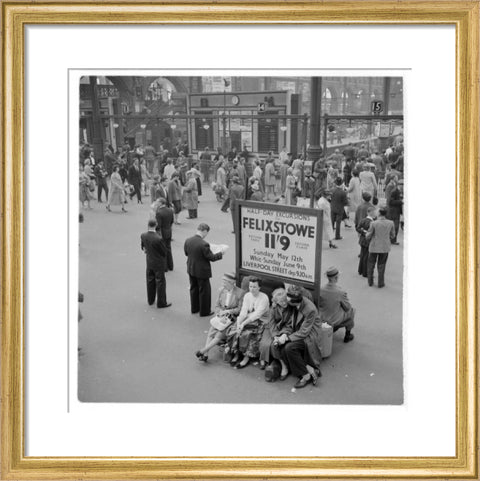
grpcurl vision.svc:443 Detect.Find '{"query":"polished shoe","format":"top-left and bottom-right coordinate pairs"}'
top-left (392, 242), bottom-right (400, 245)
top-left (234, 359), bottom-right (250, 369)
top-left (200, 311), bottom-right (215, 317)
top-left (121, 208), bottom-right (127, 213)
top-left (378, 284), bottom-right (385, 288)
top-left (157, 303), bottom-right (172, 308)
top-left (368, 281), bottom-right (373, 287)
top-left (279, 372), bottom-right (289, 381)
top-left (335, 236), bottom-right (343, 240)
top-left (329, 243), bottom-right (337, 249)
top-left (259, 362), bottom-right (266, 370)
top-left (344, 333), bottom-right (355, 343)
top-left (230, 355), bottom-right (240, 366)
top-left (106, 205), bottom-right (111, 212)
top-left (195, 351), bottom-right (208, 362)
top-left (294, 376), bottom-right (313, 389)
top-left (311, 368), bottom-right (322, 386)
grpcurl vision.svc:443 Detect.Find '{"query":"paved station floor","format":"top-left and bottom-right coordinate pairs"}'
top-left (78, 185), bottom-right (404, 405)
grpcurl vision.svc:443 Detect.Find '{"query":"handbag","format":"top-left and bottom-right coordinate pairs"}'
top-left (210, 314), bottom-right (234, 332)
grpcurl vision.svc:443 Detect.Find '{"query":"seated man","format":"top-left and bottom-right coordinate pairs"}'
top-left (195, 272), bottom-right (245, 362)
top-left (271, 285), bottom-right (322, 389)
top-left (318, 266), bottom-right (355, 342)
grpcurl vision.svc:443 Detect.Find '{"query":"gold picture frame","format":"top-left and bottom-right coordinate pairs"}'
top-left (1, 1), bottom-right (478, 479)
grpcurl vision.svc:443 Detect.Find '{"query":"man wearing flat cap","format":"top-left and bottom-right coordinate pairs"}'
top-left (318, 267), bottom-right (355, 343)
top-left (271, 285), bottom-right (322, 389)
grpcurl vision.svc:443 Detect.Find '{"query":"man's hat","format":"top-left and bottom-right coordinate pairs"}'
top-left (222, 272), bottom-right (236, 281)
top-left (326, 266), bottom-right (339, 277)
top-left (232, 176), bottom-right (241, 184)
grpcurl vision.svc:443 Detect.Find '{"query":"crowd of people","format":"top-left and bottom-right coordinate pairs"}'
top-left (81, 136), bottom-right (404, 389)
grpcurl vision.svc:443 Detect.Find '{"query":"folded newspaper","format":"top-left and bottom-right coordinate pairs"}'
top-left (210, 243), bottom-right (229, 255)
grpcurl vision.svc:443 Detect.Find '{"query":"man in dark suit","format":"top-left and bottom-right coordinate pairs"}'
top-left (128, 157), bottom-right (142, 203)
top-left (155, 176), bottom-right (170, 207)
top-left (354, 191), bottom-right (373, 228)
top-left (366, 207), bottom-right (396, 288)
top-left (330, 177), bottom-right (348, 240)
top-left (184, 223), bottom-right (225, 316)
top-left (140, 220), bottom-right (171, 308)
top-left (356, 206), bottom-right (376, 277)
top-left (154, 197), bottom-right (174, 271)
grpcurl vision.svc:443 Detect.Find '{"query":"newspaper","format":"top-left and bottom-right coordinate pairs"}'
top-left (210, 243), bottom-right (229, 255)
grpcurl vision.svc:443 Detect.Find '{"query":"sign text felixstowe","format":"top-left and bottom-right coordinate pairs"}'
top-left (240, 205), bottom-right (320, 284)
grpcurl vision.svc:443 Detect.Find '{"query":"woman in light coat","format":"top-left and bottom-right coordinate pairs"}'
top-left (359, 164), bottom-right (378, 198)
top-left (316, 190), bottom-right (337, 248)
top-left (347, 169), bottom-right (362, 214)
top-left (182, 170), bottom-right (198, 219)
top-left (106, 165), bottom-right (127, 212)
top-left (285, 168), bottom-right (297, 206)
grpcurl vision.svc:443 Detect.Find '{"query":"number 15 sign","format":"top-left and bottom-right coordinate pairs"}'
top-left (235, 201), bottom-right (323, 300)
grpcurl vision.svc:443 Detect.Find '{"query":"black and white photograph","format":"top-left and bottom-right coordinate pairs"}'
top-left (77, 74), bottom-right (404, 404)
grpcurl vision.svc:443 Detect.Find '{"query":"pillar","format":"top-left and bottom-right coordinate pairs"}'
top-left (307, 77), bottom-right (323, 162)
top-left (89, 76), bottom-right (104, 161)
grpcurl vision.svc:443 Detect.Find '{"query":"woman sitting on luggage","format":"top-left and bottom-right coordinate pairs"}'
top-left (258, 288), bottom-right (290, 370)
top-left (195, 272), bottom-right (245, 362)
top-left (226, 277), bottom-right (270, 369)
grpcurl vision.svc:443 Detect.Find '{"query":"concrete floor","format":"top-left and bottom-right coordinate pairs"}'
top-left (78, 186), bottom-right (403, 404)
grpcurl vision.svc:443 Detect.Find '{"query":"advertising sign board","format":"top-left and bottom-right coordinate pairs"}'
top-left (235, 201), bottom-right (323, 303)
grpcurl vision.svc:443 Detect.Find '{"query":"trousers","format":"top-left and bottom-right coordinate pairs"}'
top-left (146, 267), bottom-right (167, 307)
top-left (163, 238), bottom-right (174, 271)
top-left (189, 275), bottom-right (212, 316)
top-left (331, 212), bottom-right (343, 239)
top-left (367, 252), bottom-right (389, 287)
top-left (271, 340), bottom-right (309, 378)
top-left (358, 245), bottom-right (369, 277)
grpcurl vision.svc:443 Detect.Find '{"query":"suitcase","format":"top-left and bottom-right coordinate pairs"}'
top-left (320, 322), bottom-right (333, 358)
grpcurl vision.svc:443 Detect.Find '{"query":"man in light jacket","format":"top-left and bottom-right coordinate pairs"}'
top-left (366, 207), bottom-right (396, 288)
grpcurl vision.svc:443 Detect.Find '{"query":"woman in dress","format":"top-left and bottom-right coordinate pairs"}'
top-left (182, 170), bottom-right (198, 219)
top-left (285, 167), bottom-right (297, 205)
top-left (253, 159), bottom-right (264, 193)
top-left (79, 164), bottom-right (93, 210)
top-left (226, 277), bottom-right (270, 369)
top-left (347, 169), bottom-right (362, 216)
top-left (167, 171), bottom-right (183, 224)
top-left (316, 190), bottom-right (337, 248)
top-left (359, 164), bottom-right (378, 198)
top-left (106, 165), bottom-right (127, 213)
top-left (195, 272), bottom-right (245, 363)
top-left (140, 158), bottom-right (151, 197)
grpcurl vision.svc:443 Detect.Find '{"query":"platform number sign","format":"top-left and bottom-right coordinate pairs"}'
top-left (257, 102), bottom-right (266, 112)
top-left (371, 100), bottom-right (384, 114)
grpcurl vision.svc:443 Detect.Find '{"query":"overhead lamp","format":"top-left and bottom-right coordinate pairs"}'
top-left (140, 123), bottom-right (147, 129)
top-left (113, 123), bottom-right (119, 128)
top-left (171, 124), bottom-right (177, 130)
top-left (203, 123), bottom-right (210, 130)
top-left (280, 125), bottom-right (287, 132)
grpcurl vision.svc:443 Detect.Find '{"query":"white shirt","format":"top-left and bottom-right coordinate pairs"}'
top-left (238, 292), bottom-right (270, 324)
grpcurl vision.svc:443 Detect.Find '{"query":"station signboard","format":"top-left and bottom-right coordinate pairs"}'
top-left (235, 201), bottom-right (323, 302)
